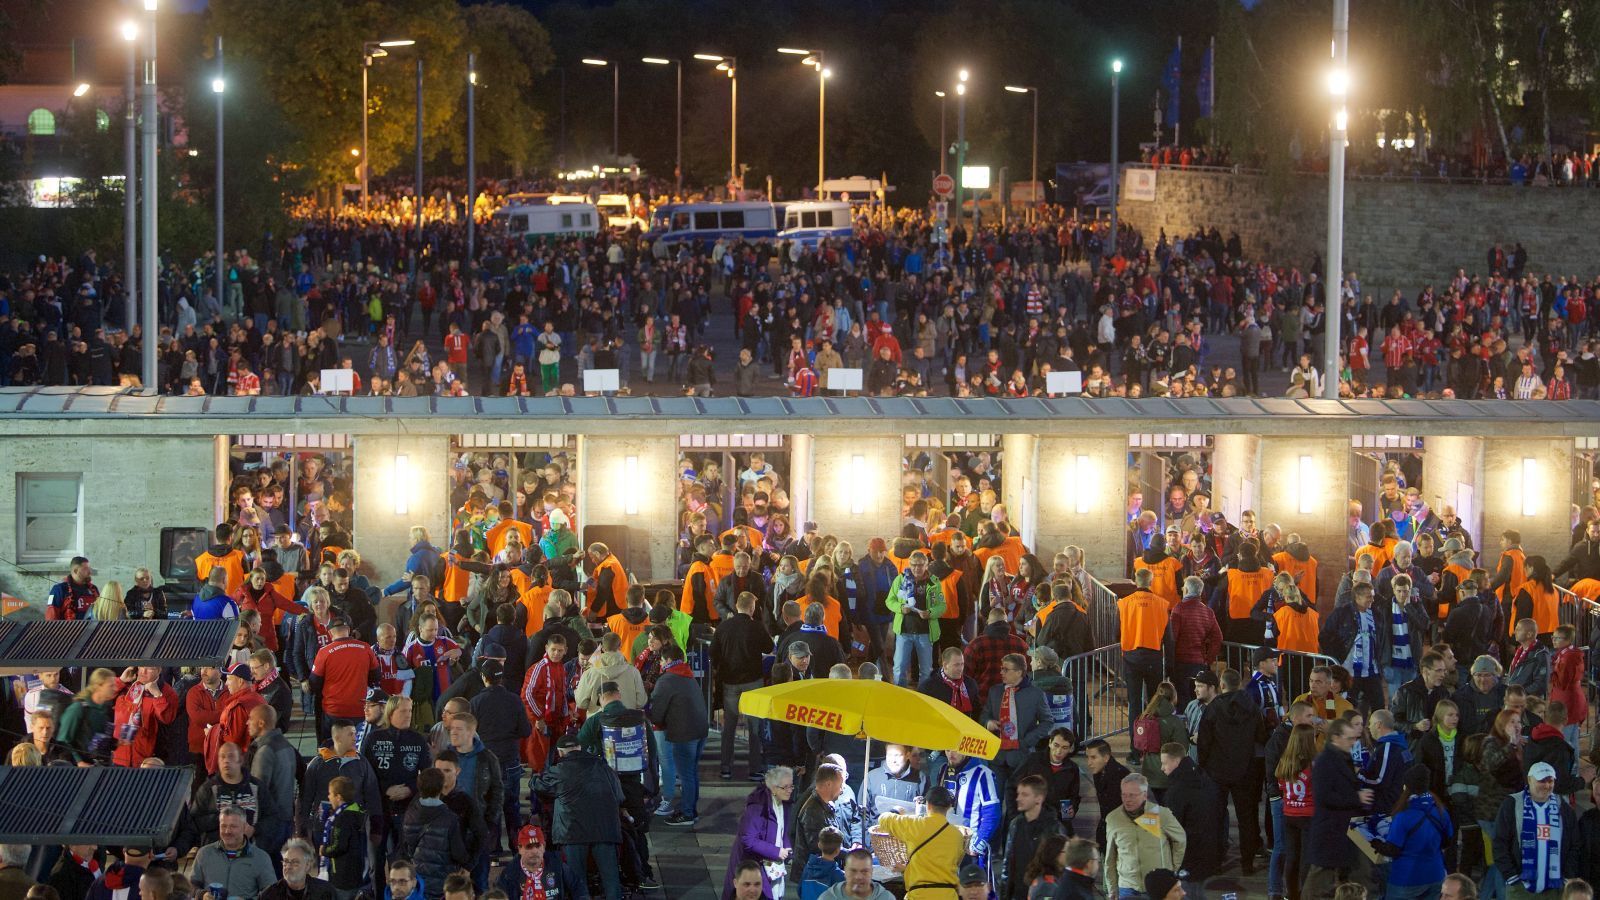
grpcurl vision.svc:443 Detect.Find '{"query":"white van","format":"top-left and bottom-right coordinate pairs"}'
top-left (493, 202), bottom-right (601, 242)
top-left (551, 192), bottom-right (644, 232)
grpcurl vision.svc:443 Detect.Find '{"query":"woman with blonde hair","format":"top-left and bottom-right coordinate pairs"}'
top-left (978, 554), bottom-right (1015, 623)
top-left (55, 668), bottom-right (118, 764)
top-left (90, 581), bottom-right (128, 620)
top-left (9, 744), bottom-right (41, 766)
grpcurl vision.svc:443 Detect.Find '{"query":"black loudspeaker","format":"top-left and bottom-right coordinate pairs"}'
top-left (582, 524), bottom-right (635, 575)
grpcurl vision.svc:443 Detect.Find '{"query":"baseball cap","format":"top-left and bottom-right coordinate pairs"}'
top-left (555, 733), bottom-right (580, 751)
top-left (1027, 646), bottom-right (1060, 668)
top-left (1251, 646), bottom-right (1278, 667)
top-left (787, 641), bottom-right (812, 659)
top-left (516, 824), bottom-right (546, 847)
top-left (1210, 512), bottom-right (1227, 524)
top-left (1192, 670), bottom-right (1220, 688)
top-left (867, 537), bottom-right (888, 552)
top-left (478, 641), bottom-right (507, 660)
top-left (1145, 869), bottom-right (1181, 900)
top-left (364, 687), bottom-right (387, 705)
top-left (477, 658), bottom-right (504, 680)
top-left (225, 663), bottom-right (253, 680)
top-left (1529, 761), bottom-right (1558, 781)
top-left (958, 864), bottom-right (987, 886)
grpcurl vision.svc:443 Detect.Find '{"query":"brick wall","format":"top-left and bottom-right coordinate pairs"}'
top-left (1116, 167), bottom-right (1600, 299)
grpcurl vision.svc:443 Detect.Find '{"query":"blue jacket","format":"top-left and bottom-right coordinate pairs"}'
top-left (191, 585), bottom-right (240, 620)
top-left (495, 852), bottom-right (585, 900)
top-left (1385, 793), bottom-right (1452, 886)
top-left (1362, 732), bottom-right (1412, 812)
top-left (800, 854), bottom-right (845, 888)
top-left (404, 542), bottom-right (443, 581)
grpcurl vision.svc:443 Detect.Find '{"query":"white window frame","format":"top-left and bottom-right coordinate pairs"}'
top-left (16, 473), bottom-right (85, 565)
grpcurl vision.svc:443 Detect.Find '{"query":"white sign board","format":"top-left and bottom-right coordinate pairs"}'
top-left (1044, 371), bottom-right (1083, 396)
top-left (826, 368), bottom-right (864, 391)
top-left (320, 369), bottom-right (355, 393)
top-left (582, 368), bottom-right (620, 393)
top-left (1124, 167), bottom-right (1157, 202)
top-left (934, 201), bottom-right (948, 222)
top-left (961, 165), bottom-right (992, 190)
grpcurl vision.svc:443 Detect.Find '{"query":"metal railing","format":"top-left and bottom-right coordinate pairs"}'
top-left (1086, 575), bottom-right (1121, 648)
top-left (1219, 641), bottom-right (1339, 709)
top-left (1060, 643), bottom-right (1152, 743)
top-left (1554, 585), bottom-right (1600, 741)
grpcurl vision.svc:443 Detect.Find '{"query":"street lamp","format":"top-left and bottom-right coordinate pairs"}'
top-left (139, 0), bottom-right (157, 390)
top-left (212, 36), bottom-right (224, 321)
top-left (1005, 84), bottom-right (1039, 217)
top-left (360, 38), bottom-right (414, 210)
top-left (779, 47), bottom-right (829, 194)
top-left (1325, 0), bottom-right (1349, 399)
top-left (934, 90), bottom-right (946, 175)
top-left (73, 82), bottom-right (91, 97)
top-left (1108, 58), bottom-right (1122, 257)
top-left (467, 56), bottom-right (477, 263)
top-left (642, 56), bottom-right (682, 196)
top-left (695, 54), bottom-right (738, 189)
top-left (582, 58), bottom-right (619, 164)
top-left (954, 69), bottom-right (968, 235)
top-left (120, 19), bottom-right (137, 337)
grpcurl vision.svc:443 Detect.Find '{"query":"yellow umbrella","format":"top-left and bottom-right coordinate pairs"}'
top-left (738, 677), bottom-right (1001, 760)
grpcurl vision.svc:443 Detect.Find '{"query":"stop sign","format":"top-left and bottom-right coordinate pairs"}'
top-left (933, 173), bottom-right (955, 197)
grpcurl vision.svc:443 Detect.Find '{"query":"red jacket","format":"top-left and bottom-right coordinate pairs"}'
top-left (111, 677), bottom-right (179, 767)
top-left (1550, 644), bottom-right (1589, 726)
top-left (185, 681), bottom-right (226, 755)
top-left (1169, 596), bottom-right (1224, 665)
top-left (235, 584), bottom-right (308, 652)
top-left (203, 687), bottom-right (264, 775)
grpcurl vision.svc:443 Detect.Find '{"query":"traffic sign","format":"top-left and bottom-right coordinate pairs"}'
top-left (933, 173), bottom-right (955, 197)
top-left (934, 201), bottom-right (948, 222)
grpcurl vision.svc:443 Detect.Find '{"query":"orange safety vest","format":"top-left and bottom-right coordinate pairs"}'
top-left (1515, 580), bottom-right (1561, 635)
top-left (819, 596), bottom-right (844, 637)
top-left (888, 553), bottom-right (912, 574)
top-left (519, 584), bottom-right (552, 636)
top-left (607, 612), bottom-right (650, 662)
top-left (195, 549), bottom-right (248, 597)
top-left (708, 553), bottom-right (736, 591)
top-left (320, 545), bottom-right (348, 568)
top-left (1226, 568), bottom-right (1274, 621)
top-left (486, 520), bottom-right (535, 557)
top-left (1272, 552), bottom-right (1320, 606)
top-left (680, 560), bottom-right (719, 621)
top-left (1133, 556), bottom-right (1183, 609)
top-left (928, 530), bottom-right (957, 549)
top-left (1274, 605), bottom-right (1322, 654)
top-left (720, 526), bottom-right (764, 551)
top-left (1118, 590), bottom-right (1169, 652)
top-left (1496, 548), bottom-right (1526, 604)
top-left (440, 556), bottom-right (471, 604)
top-left (509, 568), bottom-right (532, 597)
top-left (588, 554), bottom-right (629, 618)
top-left (1442, 563), bottom-right (1473, 619)
top-left (270, 574), bottom-right (299, 624)
top-left (938, 568), bottom-right (963, 621)
top-left (1571, 578), bottom-right (1600, 602)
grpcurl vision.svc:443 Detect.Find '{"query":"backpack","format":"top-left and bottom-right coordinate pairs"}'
top-left (1131, 713), bottom-right (1163, 754)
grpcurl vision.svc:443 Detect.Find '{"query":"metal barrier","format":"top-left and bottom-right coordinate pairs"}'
top-left (1085, 576), bottom-right (1121, 648)
top-left (1220, 642), bottom-right (1339, 708)
top-left (1060, 643), bottom-right (1163, 743)
top-left (1554, 586), bottom-right (1600, 742)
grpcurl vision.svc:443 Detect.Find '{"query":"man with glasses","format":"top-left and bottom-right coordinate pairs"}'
top-left (377, 860), bottom-right (424, 900)
top-left (1303, 720), bottom-right (1375, 899)
top-left (1053, 837), bottom-right (1103, 900)
top-left (982, 653), bottom-right (1052, 797)
top-left (259, 839), bottom-right (334, 900)
top-left (818, 848), bottom-right (894, 900)
top-left (1392, 650), bottom-right (1454, 738)
top-left (886, 551), bottom-right (946, 687)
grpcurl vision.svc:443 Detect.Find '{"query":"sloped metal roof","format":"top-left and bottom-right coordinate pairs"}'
top-left (1, 386), bottom-right (1598, 436)
top-left (0, 619), bottom-right (236, 668)
top-left (0, 765), bottom-right (191, 846)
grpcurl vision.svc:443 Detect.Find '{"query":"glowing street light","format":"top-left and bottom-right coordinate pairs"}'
top-left (779, 48), bottom-right (830, 192)
top-left (582, 58), bottom-right (619, 162)
top-left (642, 56), bottom-right (682, 194)
top-left (73, 82), bottom-right (91, 97)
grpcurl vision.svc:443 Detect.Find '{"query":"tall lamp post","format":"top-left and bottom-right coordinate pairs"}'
top-left (641, 57), bottom-right (682, 196)
top-left (934, 90), bottom-right (946, 175)
top-left (212, 37), bottom-right (224, 318)
top-left (120, 19), bottom-right (137, 336)
top-left (694, 54), bottom-right (737, 188)
top-left (954, 69), bottom-right (968, 236)
top-left (778, 48), bottom-right (829, 194)
top-left (1005, 84), bottom-right (1038, 219)
top-left (360, 38), bottom-right (414, 210)
top-left (139, 0), bottom-right (157, 390)
top-left (1325, 0), bottom-right (1349, 399)
top-left (1108, 58), bottom-right (1122, 257)
top-left (466, 56), bottom-right (476, 263)
top-left (581, 58), bottom-right (619, 165)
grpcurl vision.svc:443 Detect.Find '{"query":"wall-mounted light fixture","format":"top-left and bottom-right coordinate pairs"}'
top-left (1522, 457), bottom-right (1537, 517)
top-left (393, 454), bottom-right (410, 515)
top-left (850, 455), bottom-right (866, 515)
top-left (1298, 454), bottom-right (1316, 514)
top-left (624, 455), bottom-right (640, 515)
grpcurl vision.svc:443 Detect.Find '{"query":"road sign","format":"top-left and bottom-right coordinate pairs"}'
top-left (934, 201), bottom-right (948, 222)
top-left (933, 173), bottom-right (955, 197)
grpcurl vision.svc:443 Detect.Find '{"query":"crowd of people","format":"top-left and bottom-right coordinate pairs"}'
top-left (5, 428), bottom-right (1600, 900)
top-left (4, 171), bottom-right (1599, 406)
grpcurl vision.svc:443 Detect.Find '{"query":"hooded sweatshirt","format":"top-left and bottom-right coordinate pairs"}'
top-left (574, 650), bottom-right (648, 712)
top-left (606, 606), bottom-right (651, 663)
top-left (191, 584), bottom-right (241, 620)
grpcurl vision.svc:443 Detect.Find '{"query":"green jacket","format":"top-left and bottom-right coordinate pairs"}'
top-left (57, 697), bottom-right (113, 764)
top-left (629, 609), bottom-right (692, 658)
top-left (576, 698), bottom-right (630, 756)
top-left (885, 573), bottom-right (946, 643)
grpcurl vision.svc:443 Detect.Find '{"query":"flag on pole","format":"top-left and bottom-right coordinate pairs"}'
top-left (1162, 38), bottom-right (1182, 133)
top-left (1197, 37), bottom-right (1215, 118)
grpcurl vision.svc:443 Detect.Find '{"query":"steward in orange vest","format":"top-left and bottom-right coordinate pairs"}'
top-left (1437, 544), bottom-right (1477, 621)
top-left (1132, 534), bottom-right (1185, 609)
top-left (1510, 556), bottom-right (1563, 637)
top-left (1271, 539), bottom-right (1320, 606)
top-left (585, 544), bottom-right (629, 619)
top-left (1490, 532), bottom-right (1527, 605)
top-left (1215, 541), bottom-right (1273, 645)
top-left (681, 541), bottom-right (720, 625)
top-left (195, 523), bottom-right (249, 598)
top-left (607, 585), bottom-right (652, 662)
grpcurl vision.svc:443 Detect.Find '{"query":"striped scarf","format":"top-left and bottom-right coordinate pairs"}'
top-left (1519, 791), bottom-right (1564, 891)
top-left (1391, 597), bottom-right (1415, 672)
